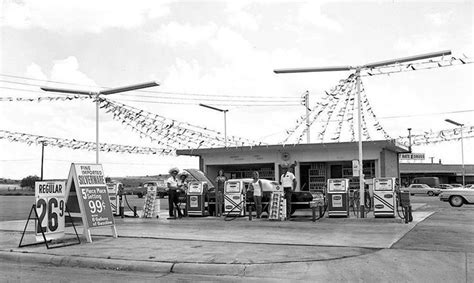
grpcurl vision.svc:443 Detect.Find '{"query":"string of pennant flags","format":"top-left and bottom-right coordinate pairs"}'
top-left (0, 95), bottom-right (92, 102)
top-left (362, 55), bottom-right (473, 77)
top-left (397, 126), bottom-right (474, 147)
top-left (2, 124), bottom-right (471, 156)
top-left (282, 73), bottom-right (393, 145)
top-left (0, 129), bottom-right (172, 155)
top-left (360, 81), bottom-right (391, 140)
top-left (98, 98), bottom-right (264, 149)
top-left (281, 76), bottom-right (355, 145)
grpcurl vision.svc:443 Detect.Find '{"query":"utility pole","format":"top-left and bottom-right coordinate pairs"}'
top-left (305, 90), bottom-right (310, 143)
top-left (40, 141), bottom-right (45, 180)
top-left (407, 128), bottom-right (412, 152)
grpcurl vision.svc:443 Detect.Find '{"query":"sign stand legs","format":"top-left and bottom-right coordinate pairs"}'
top-left (19, 205), bottom-right (81, 249)
top-left (19, 204), bottom-right (51, 249)
top-left (111, 226), bottom-right (118, 238)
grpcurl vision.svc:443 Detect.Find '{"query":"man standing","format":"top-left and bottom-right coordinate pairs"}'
top-left (167, 167), bottom-right (183, 219)
top-left (280, 164), bottom-right (296, 219)
top-left (214, 169), bottom-right (227, 217)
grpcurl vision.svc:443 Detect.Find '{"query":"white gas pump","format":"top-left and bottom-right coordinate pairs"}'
top-left (224, 181), bottom-right (245, 216)
top-left (106, 183), bottom-right (119, 216)
top-left (327, 178), bottom-right (350, 217)
top-left (186, 181), bottom-right (208, 216)
top-left (373, 177), bottom-right (396, 218)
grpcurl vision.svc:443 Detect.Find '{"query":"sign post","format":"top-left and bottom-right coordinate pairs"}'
top-left (65, 163), bottom-right (117, 243)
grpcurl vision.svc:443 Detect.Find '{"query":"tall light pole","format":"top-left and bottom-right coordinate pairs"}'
top-left (274, 50), bottom-right (451, 218)
top-left (41, 81), bottom-right (159, 164)
top-left (199, 103), bottom-right (229, 147)
top-left (445, 119), bottom-right (465, 186)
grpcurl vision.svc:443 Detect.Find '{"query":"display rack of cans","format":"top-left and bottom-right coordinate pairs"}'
top-left (309, 162), bottom-right (327, 193)
top-left (142, 187), bottom-right (159, 218)
top-left (268, 192), bottom-right (286, 221)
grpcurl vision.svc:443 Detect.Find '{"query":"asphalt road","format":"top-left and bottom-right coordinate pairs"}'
top-left (0, 260), bottom-right (274, 282)
top-left (393, 195), bottom-right (474, 253)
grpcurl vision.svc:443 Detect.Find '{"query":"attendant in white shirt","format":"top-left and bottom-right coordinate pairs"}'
top-left (249, 171), bottom-right (263, 218)
top-left (167, 167), bottom-right (183, 218)
top-left (280, 166), bottom-right (296, 218)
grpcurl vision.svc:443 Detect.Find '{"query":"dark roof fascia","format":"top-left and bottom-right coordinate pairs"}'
top-left (176, 140), bottom-right (408, 157)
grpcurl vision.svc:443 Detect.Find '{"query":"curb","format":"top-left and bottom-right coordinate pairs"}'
top-left (173, 262), bottom-right (247, 276)
top-left (0, 250), bottom-right (173, 273)
top-left (0, 250), bottom-right (254, 276)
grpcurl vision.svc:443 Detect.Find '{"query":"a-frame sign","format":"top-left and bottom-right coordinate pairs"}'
top-left (65, 163), bottom-right (117, 242)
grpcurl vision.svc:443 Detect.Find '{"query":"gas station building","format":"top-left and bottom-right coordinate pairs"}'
top-left (177, 140), bottom-right (408, 192)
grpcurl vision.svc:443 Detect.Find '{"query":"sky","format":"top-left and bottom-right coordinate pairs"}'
top-left (0, 0), bottom-right (473, 179)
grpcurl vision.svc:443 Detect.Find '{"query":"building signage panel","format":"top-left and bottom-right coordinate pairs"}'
top-left (400, 153), bottom-right (425, 160)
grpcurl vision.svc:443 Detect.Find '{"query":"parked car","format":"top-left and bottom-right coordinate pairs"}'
top-left (143, 180), bottom-right (167, 198)
top-left (123, 184), bottom-right (147, 198)
top-left (412, 177), bottom-right (440, 188)
top-left (450, 184), bottom-right (464, 188)
top-left (436, 184), bottom-right (454, 190)
top-left (405, 184), bottom-right (441, 196)
top-left (439, 188), bottom-right (474, 207)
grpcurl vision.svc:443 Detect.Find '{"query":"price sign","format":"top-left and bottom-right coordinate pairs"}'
top-left (65, 163), bottom-right (117, 242)
top-left (35, 181), bottom-right (66, 241)
top-left (80, 186), bottom-right (114, 227)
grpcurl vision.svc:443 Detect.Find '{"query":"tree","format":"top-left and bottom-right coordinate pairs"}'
top-left (20, 175), bottom-right (40, 190)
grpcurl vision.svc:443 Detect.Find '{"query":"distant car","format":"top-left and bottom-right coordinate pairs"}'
top-left (439, 188), bottom-right (474, 207)
top-left (405, 184), bottom-right (441, 196)
top-left (123, 185), bottom-right (147, 198)
top-left (436, 184), bottom-right (454, 190)
top-left (451, 184), bottom-right (464, 188)
top-left (143, 180), bottom-right (167, 198)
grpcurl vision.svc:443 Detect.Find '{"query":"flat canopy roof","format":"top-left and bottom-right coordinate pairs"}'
top-left (177, 139), bottom-right (408, 157)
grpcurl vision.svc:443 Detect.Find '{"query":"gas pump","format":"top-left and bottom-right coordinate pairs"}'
top-left (373, 177), bottom-right (396, 218)
top-left (117, 183), bottom-right (125, 218)
top-left (327, 178), bottom-right (350, 217)
top-left (224, 181), bottom-right (246, 216)
top-left (186, 181), bottom-right (209, 216)
top-left (106, 183), bottom-right (119, 216)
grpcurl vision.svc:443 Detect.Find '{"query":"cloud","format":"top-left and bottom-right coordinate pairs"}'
top-left (47, 56), bottom-right (98, 91)
top-left (1, 0), bottom-right (170, 33)
top-left (297, 2), bottom-right (342, 32)
top-left (154, 22), bottom-right (218, 46)
top-left (224, 2), bottom-right (260, 31)
top-left (426, 11), bottom-right (453, 26)
top-left (25, 63), bottom-right (47, 81)
top-left (228, 10), bottom-right (260, 31)
top-left (394, 34), bottom-right (446, 54)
